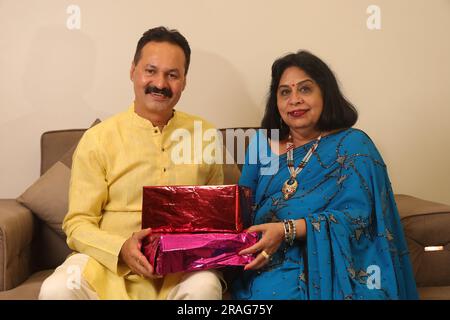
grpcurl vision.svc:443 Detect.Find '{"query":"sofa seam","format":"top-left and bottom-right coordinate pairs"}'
top-left (400, 211), bottom-right (450, 221)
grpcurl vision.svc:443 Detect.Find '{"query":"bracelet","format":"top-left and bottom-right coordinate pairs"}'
top-left (288, 219), bottom-right (296, 245)
top-left (283, 219), bottom-right (297, 246)
top-left (283, 220), bottom-right (291, 244)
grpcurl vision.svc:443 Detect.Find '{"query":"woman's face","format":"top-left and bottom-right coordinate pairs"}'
top-left (277, 66), bottom-right (323, 136)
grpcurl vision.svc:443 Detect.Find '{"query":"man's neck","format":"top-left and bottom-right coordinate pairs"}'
top-left (134, 104), bottom-right (174, 131)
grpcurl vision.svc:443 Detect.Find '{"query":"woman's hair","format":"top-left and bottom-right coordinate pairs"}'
top-left (261, 50), bottom-right (358, 140)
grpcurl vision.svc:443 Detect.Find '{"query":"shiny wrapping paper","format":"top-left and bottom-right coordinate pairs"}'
top-left (142, 185), bottom-right (253, 233)
top-left (142, 232), bottom-right (258, 275)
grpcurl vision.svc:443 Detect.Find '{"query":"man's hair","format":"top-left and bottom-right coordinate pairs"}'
top-left (133, 26), bottom-right (191, 75)
top-left (261, 50), bottom-right (358, 140)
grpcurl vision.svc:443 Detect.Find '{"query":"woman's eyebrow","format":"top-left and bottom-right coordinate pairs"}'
top-left (278, 79), bottom-right (313, 89)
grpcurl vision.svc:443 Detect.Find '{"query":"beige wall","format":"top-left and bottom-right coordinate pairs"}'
top-left (1, 0), bottom-right (449, 204)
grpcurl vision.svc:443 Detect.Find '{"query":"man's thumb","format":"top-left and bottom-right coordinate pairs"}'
top-left (136, 228), bottom-right (152, 239)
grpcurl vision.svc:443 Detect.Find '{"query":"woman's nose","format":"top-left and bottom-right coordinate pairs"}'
top-left (289, 91), bottom-right (304, 105)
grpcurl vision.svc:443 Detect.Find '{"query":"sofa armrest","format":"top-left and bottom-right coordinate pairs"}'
top-left (0, 199), bottom-right (35, 291)
top-left (395, 194), bottom-right (450, 219)
top-left (394, 194), bottom-right (450, 288)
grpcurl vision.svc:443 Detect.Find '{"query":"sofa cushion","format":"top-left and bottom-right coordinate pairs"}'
top-left (17, 120), bottom-right (100, 238)
top-left (395, 194), bottom-right (450, 288)
top-left (41, 129), bottom-right (86, 175)
top-left (417, 285), bottom-right (450, 300)
top-left (0, 199), bottom-right (34, 291)
top-left (0, 269), bottom-right (53, 300)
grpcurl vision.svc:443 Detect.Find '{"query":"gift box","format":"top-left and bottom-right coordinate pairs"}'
top-left (141, 185), bottom-right (253, 233)
top-left (142, 232), bottom-right (258, 275)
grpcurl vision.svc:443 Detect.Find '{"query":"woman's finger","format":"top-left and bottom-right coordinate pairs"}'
top-left (244, 251), bottom-right (271, 270)
top-left (239, 241), bottom-right (264, 255)
top-left (246, 224), bottom-right (266, 233)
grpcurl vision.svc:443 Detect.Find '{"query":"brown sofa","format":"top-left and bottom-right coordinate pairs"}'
top-left (1, 126), bottom-right (449, 300)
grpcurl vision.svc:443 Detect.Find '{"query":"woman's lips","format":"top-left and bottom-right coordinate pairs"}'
top-left (288, 110), bottom-right (308, 117)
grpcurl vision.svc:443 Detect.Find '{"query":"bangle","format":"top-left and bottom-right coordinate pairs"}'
top-left (283, 219), bottom-right (297, 246)
top-left (289, 219), bottom-right (296, 245)
top-left (287, 219), bottom-right (293, 246)
top-left (283, 220), bottom-right (291, 244)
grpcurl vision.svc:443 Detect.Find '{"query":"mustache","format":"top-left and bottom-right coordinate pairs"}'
top-left (144, 85), bottom-right (173, 98)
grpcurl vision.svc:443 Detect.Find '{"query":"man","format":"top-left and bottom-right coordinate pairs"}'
top-left (39, 27), bottom-right (224, 299)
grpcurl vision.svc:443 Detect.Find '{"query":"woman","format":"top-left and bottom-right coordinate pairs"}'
top-left (232, 51), bottom-right (418, 300)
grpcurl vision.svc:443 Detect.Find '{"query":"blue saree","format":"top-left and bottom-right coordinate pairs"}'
top-left (232, 128), bottom-right (418, 300)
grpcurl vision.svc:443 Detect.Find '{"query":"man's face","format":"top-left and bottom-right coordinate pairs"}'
top-left (130, 41), bottom-right (187, 116)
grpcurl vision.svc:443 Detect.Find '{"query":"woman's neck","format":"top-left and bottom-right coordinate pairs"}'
top-left (289, 128), bottom-right (322, 147)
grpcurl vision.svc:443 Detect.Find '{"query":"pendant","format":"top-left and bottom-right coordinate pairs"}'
top-left (282, 177), bottom-right (298, 200)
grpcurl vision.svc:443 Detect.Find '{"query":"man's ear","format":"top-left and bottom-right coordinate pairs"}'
top-left (130, 62), bottom-right (136, 81)
top-left (181, 77), bottom-right (187, 91)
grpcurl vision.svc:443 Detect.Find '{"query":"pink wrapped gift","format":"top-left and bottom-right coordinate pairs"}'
top-left (142, 232), bottom-right (258, 275)
top-left (141, 185), bottom-right (253, 233)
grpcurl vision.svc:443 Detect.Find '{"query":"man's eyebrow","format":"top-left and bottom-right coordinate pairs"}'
top-left (144, 65), bottom-right (180, 73)
top-left (278, 79), bottom-right (314, 88)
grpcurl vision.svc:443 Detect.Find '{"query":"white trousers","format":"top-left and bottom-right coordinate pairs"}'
top-left (38, 253), bottom-right (223, 300)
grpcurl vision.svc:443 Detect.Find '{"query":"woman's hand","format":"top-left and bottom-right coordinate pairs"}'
top-left (239, 222), bottom-right (285, 270)
top-left (119, 228), bottom-right (162, 279)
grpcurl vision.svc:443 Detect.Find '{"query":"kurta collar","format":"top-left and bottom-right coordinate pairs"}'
top-left (128, 103), bottom-right (179, 135)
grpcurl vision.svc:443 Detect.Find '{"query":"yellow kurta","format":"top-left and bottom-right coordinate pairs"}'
top-left (62, 104), bottom-right (224, 299)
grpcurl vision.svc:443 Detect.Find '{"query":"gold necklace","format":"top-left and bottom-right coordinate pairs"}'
top-left (281, 134), bottom-right (322, 200)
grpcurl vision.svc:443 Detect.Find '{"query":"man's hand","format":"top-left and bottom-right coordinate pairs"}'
top-left (119, 228), bottom-right (161, 279)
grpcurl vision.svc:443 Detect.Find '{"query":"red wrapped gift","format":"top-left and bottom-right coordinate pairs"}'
top-left (141, 185), bottom-right (253, 233)
top-left (142, 232), bottom-right (258, 275)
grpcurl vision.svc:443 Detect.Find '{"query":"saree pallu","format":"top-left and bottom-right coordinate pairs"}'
top-left (232, 128), bottom-right (418, 300)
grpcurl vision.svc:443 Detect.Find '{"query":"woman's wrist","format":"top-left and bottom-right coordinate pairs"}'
top-left (295, 219), bottom-right (306, 240)
top-left (281, 219), bottom-right (306, 245)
